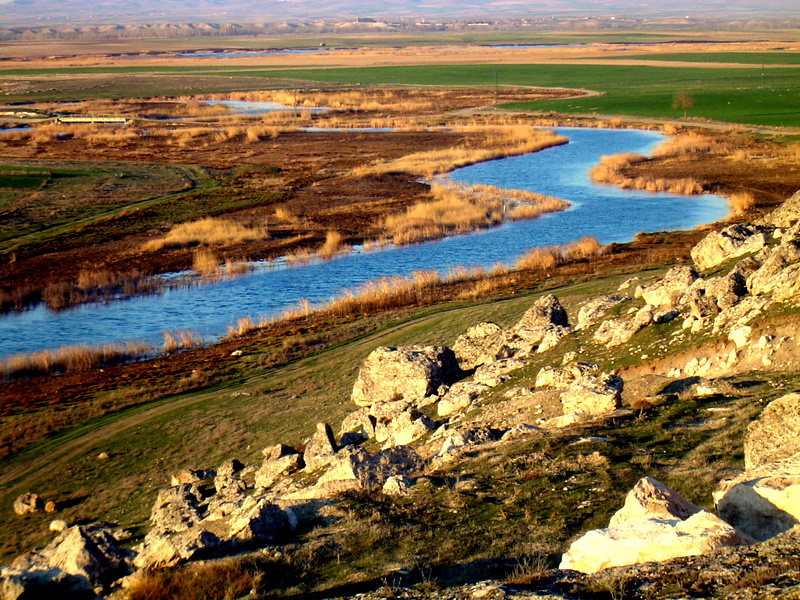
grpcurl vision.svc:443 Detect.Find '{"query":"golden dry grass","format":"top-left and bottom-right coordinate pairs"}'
top-left (382, 181), bottom-right (569, 245)
top-left (143, 218), bottom-right (269, 251)
top-left (317, 230), bottom-right (349, 260)
top-left (353, 127), bottom-right (567, 179)
top-left (162, 329), bottom-right (204, 353)
top-left (590, 152), bottom-right (704, 195)
top-left (1, 341), bottom-right (151, 379)
top-left (726, 191), bottom-right (757, 216)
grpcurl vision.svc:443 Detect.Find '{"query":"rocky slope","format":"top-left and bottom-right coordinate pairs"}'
top-left (4, 190), bottom-right (800, 599)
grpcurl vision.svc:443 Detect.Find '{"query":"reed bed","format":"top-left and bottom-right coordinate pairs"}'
top-left (726, 191), bottom-right (757, 216)
top-left (382, 181), bottom-right (569, 245)
top-left (317, 231), bottom-right (350, 260)
top-left (353, 127), bottom-right (567, 179)
top-left (162, 329), bottom-right (204, 354)
top-left (143, 217), bottom-right (269, 251)
top-left (1, 341), bottom-right (152, 379)
top-left (590, 152), bottom-right (704, 195)
top-left (41, 270), bottom-right (164, 311)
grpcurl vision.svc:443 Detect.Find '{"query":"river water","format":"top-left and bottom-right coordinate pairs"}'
top-left (0, 128), bottom-right (728, 359)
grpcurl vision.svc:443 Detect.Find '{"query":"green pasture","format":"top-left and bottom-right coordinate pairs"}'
top-left (207, 63), bottom-right (800, 128)
top-left (601, 52), bottom-right (800, 64)
top-left (3, 60), bottom-right (799, 127)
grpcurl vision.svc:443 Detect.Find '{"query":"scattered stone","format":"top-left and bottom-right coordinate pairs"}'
top-left (44, 501), bottom-right (57, 513)
top-left (593, 306), bottom-right (653, 347)
top-left (134, 526), bottom-right (220, 569)
top-left (351, 345), bottom-right (460, 407)
top-left (149, 484), bottom-right (204, 533)
top-left (97, 452), bottom-right (109, 460)
top-left (13, 493), bottom-right (44, 516)
top-left (744, 392), bottom-right (800, 469)
top-left (0, 566), bottom-right (95, 600)
top-left (338, 408), bottom-right (377, 442)
top-left (377, 407), bottom-right (435, 448)
top-left (763, 189), bottom-right (800, 228)
top-left (216, 458), bottom-right (245, 479)
top-left (747, 230), bottom-right (800, 300)
top-left (728, 325), bottom-right (752, 349)
top-left (382, 475), bottom-right (413, 496)
top-left (227, 497), bottom-right (289, 542)
top-left (49, 520), bottom-right (68, 533)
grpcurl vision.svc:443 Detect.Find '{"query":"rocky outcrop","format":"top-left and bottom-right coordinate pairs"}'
top-left (715, 453), bottom-right (800, 542)
top-left (535, 362), bottom-right (598, 389)
top-left (374, 407), bottom-right (434, 448)
top-left (691, 224), bottom-right (767, 271)
top-left (560, 372), bottom-right (623, 418)
top-left (351, 345), bottom-right (460, 407)
top-left (560, 478), bottom-right (751, 574)
top-left (744, 392), bottom-right (800, 469)
top-left (437, 381), bottom-right (490, 416)
top-left (639, 266), bottom-right (698, 307)
top-left (593, 306), bottom-right (654, 347)
top-left (170, 469), bottom-right (215, 487)
top-left (315, 445), bottom-right (423, 493)
top-left (134, 526), bottom-right (219, 570)
top-left (472, 358), bottom-right (526, 387)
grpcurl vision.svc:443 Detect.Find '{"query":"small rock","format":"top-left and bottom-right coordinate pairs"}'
top-left (13, 493), bottom-right (44, 516)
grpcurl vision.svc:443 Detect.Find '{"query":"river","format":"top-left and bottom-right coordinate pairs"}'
top-left (0, 127), bottom-right (729, 359)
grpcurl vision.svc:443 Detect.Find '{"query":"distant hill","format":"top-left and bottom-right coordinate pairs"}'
top-left (0, 0), bottom-right (797, 28)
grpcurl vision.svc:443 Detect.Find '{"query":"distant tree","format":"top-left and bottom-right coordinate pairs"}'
top-left (672, 91), bottom-right (694, 119)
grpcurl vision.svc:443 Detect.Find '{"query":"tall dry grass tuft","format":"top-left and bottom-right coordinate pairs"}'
top-left (383, 182), bottom-right (569, 245)
top-left (162, 330), bottom-right (204, 353)
top-left (353, 127), bottom-right (567, 179)
top-left (516, 236), bottom-right (603, 271)
top-left (318, 231), bottom-right (349, 260)
top-left (192, 249), bottom-right (220, 275)
top-left (143, 218), bottom-right (269, 251)
top-left (727, 191), bottom-right (757, 216)
top-left (590, 152), bottom-right (703, 195)
top-left (41, 270), bottom-right (164, 310)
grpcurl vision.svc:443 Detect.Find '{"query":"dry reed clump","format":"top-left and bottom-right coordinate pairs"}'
top-left (1, 341), bottom-right (152, 379)
top-left (726, 191), bottom-right (757, 216)
top-left (192, 249), bottom-right (220, 275)
top-left (651, 133), bottom-right (731, 158)
top-left (162, 329), bottom-right (204, 353)
top-left (317, 231), bottom-right (349, 260)
top-left (41, 270), bottom-right (164, 310)
top-left (353, 127), bottom-right (567, 179)
top-left (382, 182), bottom-right (569, 245)
top-left (515, 236), bottom-right (603, 270)
top-left (590, 152), bottom-right (704, 195)
top-left (143, 218), bottom-right (269, 251)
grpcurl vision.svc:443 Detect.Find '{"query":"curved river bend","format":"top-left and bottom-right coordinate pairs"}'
top-left (0, 128), bottom-right (728, 359)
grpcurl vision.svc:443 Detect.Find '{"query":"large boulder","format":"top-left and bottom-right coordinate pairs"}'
top-left (747, 230), bottom-right (800, 301)
top-left (535, 362), bottom-right (598, 389)
top-left (503, 295), bottom-right (571, 356)
top-left (593, 306), bottom-right (654, 347)
top-left (608, 477), bottom-right (701, 526)
top-left (351, 345), bottom-right (459, 407)
top-left (744, 392), bottom-right (800, 469)
top-left (560, 477), bottom-right (751, 574)
top-left (227, 497), bottom-right (290, 542)
top-left (255, 445), bottom-right (304, 490)
top-left (691, 224), bottom-right (767, 272)
top-left (303, 423), bottom-right (338, 472)
top-left (11, 523), bottom-right (132, 590)
top-left (0, 566), bottom-right (95, 600)
top-left (452, 322), bottom-right (506, 370)
top-left (472, 358), bottom-right (526, 387)
top-left (134, 527), bottom-right (220, 569)
top-left (316, 445), bottom-right (423, 491)
top-left (763, 189), bottom-right (800, 228)
top-left (13, 493), bottom-right (44, 516)
top-left (437, 381), bottom-right (490, 416)
top-left (149, 484), bottom-right (205, 533)
top-left (559, 511), bottom-right (750, 574)
top-left (511, 294), bottom-right (569, 331)
top-left (714, 453), bottom-right (800, 542)
top-left (576, 295), bottom-right (626, 330)
top-left (640, 266), bottom-right (699, 307)
top-left (560, 372), bottom-right (623, 417)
